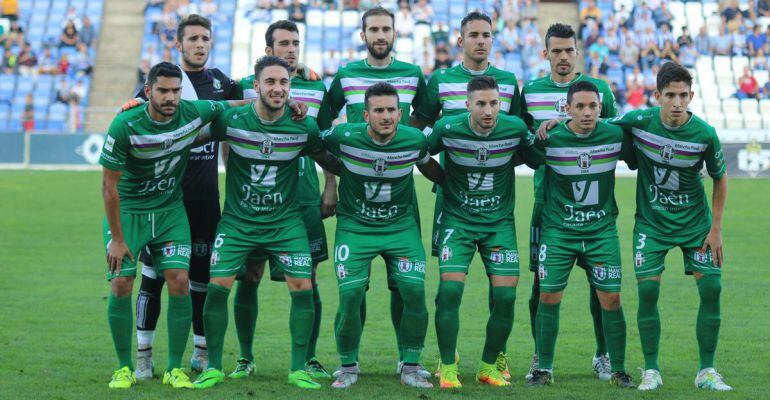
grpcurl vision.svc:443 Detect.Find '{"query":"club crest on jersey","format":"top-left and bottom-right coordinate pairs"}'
top-left (210, 251), bottom-right (219, 265)
top-left (555, 98), bottom-right (568, 117)
top-left (261, 139), bottom-right (274, 155)
top-left (440, 246), bottom-right (452, 261)
top-left (162, 138), bottom-right (174, 150)
top-left (336, 264), bottom-right (346, 279)
top-left (593, 264), bottom-right (606, 281)
top-left (398, 258), bottom-right (412, 272)
top-left (660, 144), bottom-right (674, 161)
top-left (373, 158), bottom-right (388, 174)
top-left (577, 153), bottom-right (592, 169)
top-left (279, 253), bottom-right (293, 267)
top-left (475, 146), bottom-right (489, 163)
top-left (162, 242), bottom-right (176, 257)
top-left (538, 264), bottom-right (547, 280)
top-left (694, 250), bottom-right (710, 264)
top-left (634, 251), bottom-right (645, 268)
top-left (213, 78), bottom-right (221, 90)
top-left (490, 248), bottom-right (503, 264)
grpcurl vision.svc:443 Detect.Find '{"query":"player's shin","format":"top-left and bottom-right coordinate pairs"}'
top-left (482, 286), bottom-right (516, 364)
top-left (637, 279), bottom-right (661, 370)
top-left (696, 275), bottom-right (722, 370)
top-left (233, 280), bottom-right (259, 362)
top-left (589, 285), bottom-right (607, 357)
top-left (529, 278), bottom-right (540, 351)
top-left (335, 288), bottom-right (366, 365)
top-left (435, 280), bottom-right (465, 365)
top-left (535, 301), bottom-right (561, 371)
top-left (289, 289), bottom-right (315, 371)
top-left (167, 294), bottom-right (192, 371)
top-left (109, 292), bottom-right (135, 370)
top-left (307, 283), bottom-right (322, 361)
top-left (390, 288), bottom-right (405, 361)
top-left (203, 283), bottom-right (231, 371)
top-left (397, 283), bottom-right (428, 364)
top-left (600, 302), bottom-right (627, 373)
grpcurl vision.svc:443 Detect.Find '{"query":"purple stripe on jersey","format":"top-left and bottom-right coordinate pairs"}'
top-left (499, 92), bottom-right (514, 99)
top-left (228, 135), bottom-right (262, 147)
top-left (343, 85), bottom-right (418, 92)
top-left (388, 157), bottom-right (418, 166)
top-left (274, 141), bottom-right (305, 148)
top-left (634, 135), bottom-right (662, 151)
top-left (547, 151), bottom-right (621, 161)
top-left (445, 145), bottom-right (475, 155)
top-left (527, 101), bottom-right (554, 107)
top-left (293, 96), bottom-right (321, 105)
top-left (593, 151), bottom-right (621, 160)
top-left (439, 90), bottom-right (466, 97)
top-left (340, 149), bottom-right (372, 164)
top-left (546, 155), bottom-right (577, 161)
top-left (133, 141), bottom-right (162, 149)
top-left (447, 145), bottom-right (514, 155)
top-left (634, 135), bottom-right (700, 156)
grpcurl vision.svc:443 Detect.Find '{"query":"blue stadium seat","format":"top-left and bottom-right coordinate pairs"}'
top-left (46, 120), bottom-right (65, 131)
top-left (16, 79), bottom-right (34, 94)
top-left (8, 119), bottom-right (22, 132)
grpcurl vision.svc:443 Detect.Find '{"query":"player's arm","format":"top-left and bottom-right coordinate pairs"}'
top-left (308, 150), bottom-right (342, 176)
top-left (411, 73), bottom-right (440, 130)
top-left (701, 131), bottom-right (729, 267)
top-left (417, 157), bottom-right (444, 185)
top-left (321, 169), bottom-right (338, 219)
top-left (523, 134), bottom-right (546, 169)
top-left (328, 73), bottom-right (345, 118)
top-left (306, 123), bottom-right (342, 175)
top-left (102, 167), bottom-right (133, 274)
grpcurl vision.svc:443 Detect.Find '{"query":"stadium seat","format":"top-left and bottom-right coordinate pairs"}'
top-left (760, 99), bottom-right (770, 115)
top-left (725, 113), bottom-right (744, 129)
top-left (743, 113), bottom-right (763, 130)
top-left (763, 115), bottom-right (770, 129)
top-left (740, 99), bottom-right (759, 114)
top-left (703, 99), bottom-right (722, 116)
top-left (706, 113), bottom-right (725, 129)
top-left (722, 98), bottom-right (740, 114)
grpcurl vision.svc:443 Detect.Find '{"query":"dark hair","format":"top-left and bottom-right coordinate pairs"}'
top-left (265, 20), bottom-right (299, 48)
top-left (566, 80), bottom-right (600, 104)
top-left (656, 61), bottom-right (693, 92)
top-left (364, 82), bottom-right (399, 109)
top-left (467, 75), bottom-right (499, 94)
top-left (253, 55), bottom-right (291, 79)
top-left (176, 14), bottom-right (212, 43)
top-left (362, 6), bottom-right (394, 30)
top-left (460, 11), bottom-right (492, 34)
top-left (545, 23), bottom-right (577, 49)
top-left (146, 61), bottom-right (183, 86)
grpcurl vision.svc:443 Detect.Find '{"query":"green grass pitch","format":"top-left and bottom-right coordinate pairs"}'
top-left (1, 170), bottom-right (767, 399)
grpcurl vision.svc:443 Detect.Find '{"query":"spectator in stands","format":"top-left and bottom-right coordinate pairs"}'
top-left (634, 9), bottom-right (656, 35)
top-left (752, 48), bottom-right (768, 70)
top-left (22, 93), bottom-right (33, 132)
top-left (736, 66), bottom-right (759, 99)
top-left (657, 23), bottom-right (675, 50)
top-left (413, 0), bottom-right (433, 25)
top-left (342, 48), bottom-right (357, 66)
top-left (711, 27), bottom-right (733, 55)
top-left (620, 35), bottom-right (640, 72)
top-left (79, 16), bottom-right (96, 48)
top-left (274, 0), bottom-right (288, 11)
top-left (747, 24), bottom-right (767, 57)
top-left (677, 27), bottom-right (693, 51)
top-left (611, 80), bottom-right (626, 108)
top-left (732, 24), bottom-right (749, 56)
top-left (71, 43), bottom-right (92, 76)
top-left (629, 66), bottom-right (644, 87)
top-left (625, 80), bottom-right (646, 112)
top-left (643, 64), bottom-right (659, 93)
top-left (653, 2), bottom-right (673, 27)
top-left (746, 0), bottom-right (759, 24)
top-left (62, 6), bottom-right (83, 31)
top-left (59, 21), bottom-right (79, 48)
top-left (521, 0), bottom-right (538, 21)
top-left (200, 0), bottom-right (218, 19)
top-left (1, 0), bottom-right (18, 21)
top-left (58, 53), bottom-right (70, 75)
top-left (2, 47), bottom-right (15, 73)
top-left (695, 26), bottom-right (711, 55)
top-left (432, 21), bottom-right (449, 48)
top-left (586, 48), bottom-right (606, 75)
top-left (722, 0), bottom-right (742, 24)
top-left (55, 79), bottom-right (70, 104)
top-left (499, 19), bottom-right (519, 54)
top-left (2, 20), bottom-right (23, 47)
top-left (639, 40), bottom-right (658, 71)
top-left (612, 3), bottom-right (630, 27)
top-left (161, 47), bottom-right (173, 62)
top-left (16, 42), bottom-right (37, 76)
top-left (323, 49), bottom-right (339, 78)
top-left (288, 0), bottom-right (306, 23)
top-left (69, 79), bottom-right (86, 104)
top-left (580, 0), bottom-right (602, 31)
top-left (137, 58), bottom-right (150, 93)
top-left (159, 17), bottom-right (176, 49)
top-left (679, 44), bottom-right (698, 68)
top-left (658, 40), bottom-right (678, 64)
top-left (760, 79), bottom-right (770, 99)
top-left (606, 27), bottom-right (620, 55)
top-left (37, 47), bottom-right (57, 75)
top-left (760, 0), bottom-right (770, 17)
top-left (419, 49), bottom-right (433, 75)
top-left (141, 44), bottom-right (162, 68)
top-left (433, 46), bottom-right (451, 70)
top-left (637, 25), bottom-right (656, 52)
top-left (395, 1), bottom-right (414, 38)
top-left (492, 50), bottom-right (506, 70)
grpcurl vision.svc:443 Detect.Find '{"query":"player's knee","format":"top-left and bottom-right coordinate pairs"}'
top-left (139, 273), bottom-right (164, 293)
top-left (597, 291), bottom-right (621, 310)
top-left (697, 275), bottom-right (721, 303)
top-left (287, 277), bottom-right (312, 291)
top-left (339, 288), bottom-right (365, 310)
top-left (637, 279), bottom-right (660, 304)
top-left (164, 270), bottom-right (190, 295)
top-left (493, 287), bottom-right (517, 310)
top-left (437, 281), bottom-right (464, 308)
top-left (111, 277), bottom-right (134, 297)
top-left (539, 291), bottom-right (562, 305)
top-left (398, 283), bottom-right (426, 307)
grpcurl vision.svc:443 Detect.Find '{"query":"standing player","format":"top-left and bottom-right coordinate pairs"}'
top-left (429, 76), bottom-right (528, 389)
top-left (520, 23), bottom-right (617, 381)
top-left (229, 20), bottom-right (337, 380)
top-left (410, 11), bottom-right (523, 378)
top-left (328, 6), bottom-right (430, 377)
top-left (325, 83), bottom-right (443, 389)
top-left (191, 56), bottom-right (341, 390)
top-left (608, 62), bottom-right (730, 391)
top-left (525, 81), bottom-right (634, 388)
top-left (100, 62), bottom-right (238, 389)
top-left (131, 14), bottom-right (242, 378)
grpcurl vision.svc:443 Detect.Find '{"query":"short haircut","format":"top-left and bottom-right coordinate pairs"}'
top-left (362, 6), bottom-right (394, 30)
top-left (253, 55), bottom-right (291, 79)
top-left (176, 14), bottom-right (212, 43)
top-left (364, 82), bottom-right (399, 109)
top-left (545, 23), bottom-right (577, 49)
top-left (467, 75), bottom-right (499, 94)
top-left (656, 61), bottom-right (693, 92)
top-left (265, 20), bottom-right (299, 48)
top-left (460, 11), bottom-right (492, 34)
top-left (566, 80), bottom-right (600, 104)
top-left (146, 62), bottom-right (183, 87)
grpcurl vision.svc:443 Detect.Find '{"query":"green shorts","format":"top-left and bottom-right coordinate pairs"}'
top-left (538, 232), bottom-right (622, 293)
top-left (430, 195), bottom-right (443, 257)
top-left (632, 225), bottom-right (721, 279)
top-left (529, 202), bottom-right (544, 272)
top-left (210, 216), bottom-right (312, 280)
top-left (102, 206), bottom-right (191, 281)
top-left (437, 223), bottom-right (520, 276)
top-left (333, 225), bottom-right (427, 292)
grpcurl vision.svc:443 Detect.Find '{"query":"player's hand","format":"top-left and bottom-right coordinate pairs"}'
top-left (118, 98), bottom-right (146, 114)
top-left (297, 62), bottom-right (321, 81)
top-left (536, 119), bottom-right (560, 140)
top-left (321, 187), bottom-right (338, 219)
top-left (107, 239), bottom-right (134, 275)
top-left (700, 227), bottom-right (723, 268)
top-left (287, 98), bottom-right (308, 121)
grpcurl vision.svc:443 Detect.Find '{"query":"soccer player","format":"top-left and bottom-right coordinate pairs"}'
top-left (131, 14), bottom-right (242, 378)
top-left (190, 56), bottom-right (341, 390)
top-left (429, 76), bottom-right (528, 388)
top-left (607, 62), bottom-right (730, 391)
top-left (100, 62), bottom-right (241, 389)
top-left (325, 82), bottom-right (443, 389)
top-left (328, 6), bottom-right (430, 377)
top-left (520, 23), bottom-right (617, 381)
top-left (410, 11), bottom-right (523, 379)
top-left (229, 20), bottom-right (337, 380)
top-left (524, 81), bottom-right (634, 388)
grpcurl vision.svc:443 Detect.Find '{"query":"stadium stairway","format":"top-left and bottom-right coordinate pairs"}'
top-left (85, 0), bottom-right (144, 133)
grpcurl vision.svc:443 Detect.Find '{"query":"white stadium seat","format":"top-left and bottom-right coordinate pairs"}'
top-left (740, 99), bottom-right (759, 114)
top-left (722, 98), bottom-right (740, 114)
top-left (706, 113), bottom-right (726, 129)
top-left (744, 113), bottom-right (763, 130)
top-left (725, 113), bottom-right (744, 129)
top-left (760, 99), bottom-right (770, 115)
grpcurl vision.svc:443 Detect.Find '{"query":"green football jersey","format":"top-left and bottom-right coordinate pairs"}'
top-left (415, 62), bottom-right (522, 124)
top-left (609, 108), bottom-right (726, 236)
top-left (240, 74), bottom-right (332, 206)
top-left (427, 113), bottom-right (529, 231)
top-left (521, 73), bottom-right (618, 204)
top-left (210, 104), bottom-right (323, 227)
top-left (527, 120), bottom-right (629, 239)
top-left (322, 122), bottom-right (431, 233)
top-left (99, 100), bottom-right (229, 213)
top-left (328, 57), bottom-right (427, 124)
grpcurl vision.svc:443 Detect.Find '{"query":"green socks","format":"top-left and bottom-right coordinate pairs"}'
top-left (397, 283), bottom-right (428, 364)
top-left (335, 288), bottom-right (366, 365)
top-left (637, 279), bottom-right (661, 370)
top-left (600, 306), bottom-right (627, 373)
top-left (482, 286), bottom-right (516, 364)
top-left (696, 275), bottom-right (721, 370)
top-left (203, 283), bottom-right (230, 371)
top-left (108, 293), bottom-right (134, 370)
top-left (233, 280), bottom-right (259, 362)
top-left (390, 288), bottom-right (404, 361)
top-left (307, 284), bottom-right (322, 361)
top-left (589, 286), bottom-right (607, 357)
top-left (166, 294), bottom-right (192, 371)
top-left (289, 289), bottom-right (315, 371)
top-left (535, 302), bottom-right (560, 370)
top-left (435, 280), bottom-right (465, 364)
top-left (528, 280), bottom-right (540, 353)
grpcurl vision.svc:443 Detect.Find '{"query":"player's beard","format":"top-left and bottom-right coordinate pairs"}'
top-left (366, 38), bottom-right (393, 60)
top-left (370, 119), bottom-right (395, 138)
top-left (554, 62), bottom-right (574, 77)
top-left (151, 98), bottom-right (178, 117)
top-left (182, 46), bottom-right (209, 70)
top-left (259, 91), bottom-right (286, 113)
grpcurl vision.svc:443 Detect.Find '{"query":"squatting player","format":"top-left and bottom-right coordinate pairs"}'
top-left (325, 83), bottom-right (443, 389)
top-left (525, 81), bottom-right (634, 388)
top-left (100, 62), bottom-right (246, 389)
top-left (521, 23), bottom-right (617, 381)
top-left (608, 62), bottom-right (730, 391)
top-left (429, 76), bottom-right (528, 388)
top-left (229, 20), bottom-right (338, 380)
